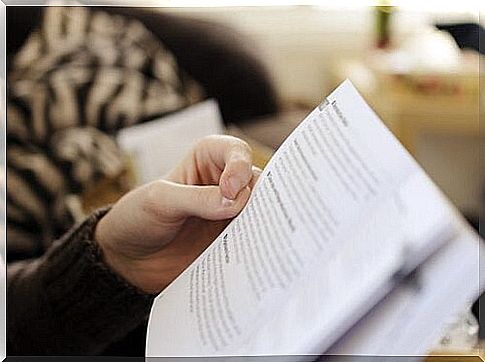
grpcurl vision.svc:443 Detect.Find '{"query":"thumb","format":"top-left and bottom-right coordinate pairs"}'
top-left (151, 180), bottom-right (251, 221)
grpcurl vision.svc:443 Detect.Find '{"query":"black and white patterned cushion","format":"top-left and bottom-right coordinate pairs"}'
top-left (7, 6), bottom-right (204, 259)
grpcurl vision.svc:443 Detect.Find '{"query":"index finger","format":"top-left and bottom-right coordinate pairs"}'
top-left (199, 135), bottom-right (253, 200)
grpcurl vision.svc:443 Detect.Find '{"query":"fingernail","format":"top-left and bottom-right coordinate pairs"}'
top-left (222, 197), bottom-right (235, 207)
top-left (228, 177), bottom-right (242, 197)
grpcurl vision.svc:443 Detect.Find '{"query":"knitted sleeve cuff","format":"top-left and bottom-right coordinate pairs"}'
top-left (8, 207), bottom-right (156, 355)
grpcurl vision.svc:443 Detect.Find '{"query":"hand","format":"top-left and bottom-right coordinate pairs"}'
top-left (95, 135), bottom-right (261, 294)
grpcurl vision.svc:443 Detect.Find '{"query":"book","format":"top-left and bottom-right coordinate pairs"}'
top-left (145, 80), bottom-right (484, 358)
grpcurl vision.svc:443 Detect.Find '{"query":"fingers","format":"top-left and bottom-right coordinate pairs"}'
top-left (173, 166), bottom-right (262, 220)
top-left (147, 180), bottom-right (251, 221)
top-left (198, 135), bottom-right (253, 200)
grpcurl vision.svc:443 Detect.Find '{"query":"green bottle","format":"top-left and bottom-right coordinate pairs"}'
top-left (375, 2), bottom-right (394, 49)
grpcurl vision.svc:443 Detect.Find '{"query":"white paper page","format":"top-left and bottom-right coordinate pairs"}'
top-left (327, 223), bottom-right (483, 359)
top-left (117, 100), bottom-right (223, 185)
top-left (146, 80), bottom-right (469, 357)
top-left (237, 172), bottom-right (461, 358)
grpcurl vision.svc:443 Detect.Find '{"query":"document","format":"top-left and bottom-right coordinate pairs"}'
top-left (328, 224), bottom-right (482, 358)
top-left (146, 80), bottom-right (483, 358)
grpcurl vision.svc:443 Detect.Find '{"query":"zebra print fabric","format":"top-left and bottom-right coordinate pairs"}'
top-left (7, 6), bottom-right (204, 260)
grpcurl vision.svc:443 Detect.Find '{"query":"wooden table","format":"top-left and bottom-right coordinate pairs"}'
top-left (329, 54), bottom-right (481, 156)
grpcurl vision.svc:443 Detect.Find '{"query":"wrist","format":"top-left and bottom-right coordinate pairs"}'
top-left (94, 215), bottom-right (153, 293)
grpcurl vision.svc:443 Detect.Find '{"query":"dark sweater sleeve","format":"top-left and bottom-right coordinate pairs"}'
top-left (7, 207), bottom-right (156, 356)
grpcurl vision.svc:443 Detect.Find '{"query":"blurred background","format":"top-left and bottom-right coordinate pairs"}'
top-left (5, 0), bottom-right (484, 357)
top-left (147, 1), bottom-right (483, 219)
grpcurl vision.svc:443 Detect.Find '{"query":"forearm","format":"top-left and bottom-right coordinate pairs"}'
top-left (7, 207), bottom-right (155, 356)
